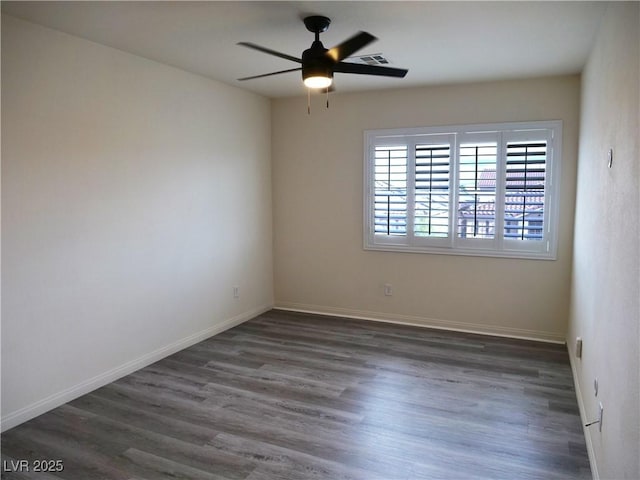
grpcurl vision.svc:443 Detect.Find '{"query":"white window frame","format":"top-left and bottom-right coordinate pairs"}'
top-left (363, 120), bottom-right (562, 260)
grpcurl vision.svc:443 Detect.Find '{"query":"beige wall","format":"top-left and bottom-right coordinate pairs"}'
top-left (1, 15), bottom-right (273, 429)
top-left (567, 3), bottom-right (639, 479)
top-left (272, 76), bottom-right (580, 342)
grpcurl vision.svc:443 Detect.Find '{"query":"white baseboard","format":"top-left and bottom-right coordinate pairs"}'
top-left (0, 304), bottom-right (272, 432)
top-left (274, 302), bottom-right (566, 344)
top-left (567, 344), bottom-right (598, 480)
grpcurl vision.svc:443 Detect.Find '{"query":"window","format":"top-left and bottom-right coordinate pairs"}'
top-left (364, 121), bottom-right (562, 259)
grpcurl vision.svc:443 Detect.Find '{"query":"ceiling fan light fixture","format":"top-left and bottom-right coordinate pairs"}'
top-left (303, 75), bottom-right (333, 89)
top-left (237, 14), bottom-right (408, 99)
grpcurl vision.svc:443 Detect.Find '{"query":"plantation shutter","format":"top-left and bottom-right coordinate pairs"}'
top-left (365, 121), bottom-right (561, 258)
top-left (414, 142), bottom-right (451, 239)
top-left (504, 138), bottom-right (548, 242)
top-left (374, 145), bottom-right (408, 236)
top-left (457, 137), bottom-right (498, 240)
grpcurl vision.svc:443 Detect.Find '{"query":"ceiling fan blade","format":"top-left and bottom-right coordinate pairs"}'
top-left (237, 42), bottom-right (302, 64)
top-left (238, 67), bottom-right (302, 81)
top-left (328, 31), bottom-right (377, 62)
top-left (334, 62), bottom-right (408, 78)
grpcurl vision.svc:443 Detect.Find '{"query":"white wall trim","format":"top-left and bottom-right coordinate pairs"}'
top-left (567, 344), bottom-right (599, 480)
top-left (274, 302), bottom-right (566, 344)
top-left (1, 304), bottom-right (272, 432)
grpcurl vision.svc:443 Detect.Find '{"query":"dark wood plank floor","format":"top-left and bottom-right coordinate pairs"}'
top-left (1, 310), bottom-right (591, 479)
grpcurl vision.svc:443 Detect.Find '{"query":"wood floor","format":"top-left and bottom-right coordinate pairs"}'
top-left (1, 310), bottom-right (591, 480)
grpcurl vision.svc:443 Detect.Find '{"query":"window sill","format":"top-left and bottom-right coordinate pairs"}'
top-left (363, 243), bottom-right (557, 261)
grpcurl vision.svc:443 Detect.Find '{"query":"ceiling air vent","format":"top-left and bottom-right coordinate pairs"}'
top-left (345, 53), bottom-right (391, 66)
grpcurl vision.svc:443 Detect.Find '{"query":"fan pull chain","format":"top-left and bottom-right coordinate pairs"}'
top-left (306, 88), bottom-right (329, 114)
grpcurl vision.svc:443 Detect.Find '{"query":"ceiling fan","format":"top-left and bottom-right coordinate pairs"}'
top-left (237, 15), bottom-right (408, 90)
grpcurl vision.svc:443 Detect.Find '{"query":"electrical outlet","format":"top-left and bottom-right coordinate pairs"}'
top-left (384, 283), bottom-right (393, 296)
top-left (233, 286), bottom-right (239, 298)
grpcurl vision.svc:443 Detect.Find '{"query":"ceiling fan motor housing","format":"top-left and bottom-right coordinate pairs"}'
top-left (302, 41), bottom-right (334, 83)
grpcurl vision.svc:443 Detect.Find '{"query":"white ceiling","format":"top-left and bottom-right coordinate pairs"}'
top-left (2, 1), bottom-right (607, 98)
